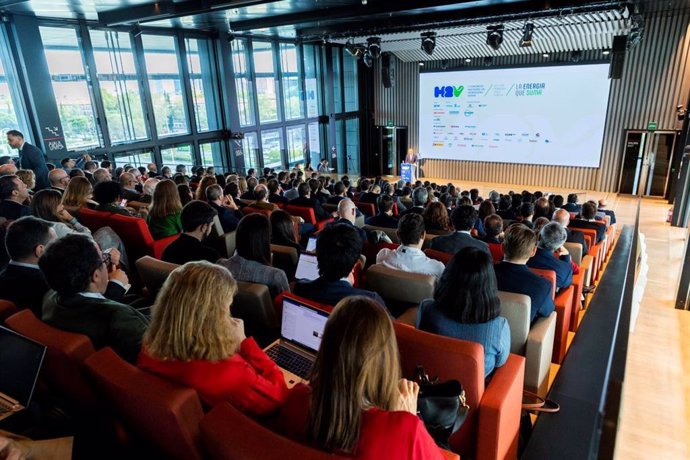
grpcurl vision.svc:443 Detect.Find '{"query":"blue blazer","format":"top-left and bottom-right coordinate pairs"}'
top-left (430, 231), bottom-right (491, 257)
top-left (527, 247), bottom-right (573, 289)
top-left (293, 278), bottom-right (386, 308)
top-left (365, 213), bottom-right (399, 229)
top-left (566, 228), bottom-right (589, 255)
top-left (19, 143), bottom-right (50, 190)
top-left (493, 261), bottom-right (555, 322)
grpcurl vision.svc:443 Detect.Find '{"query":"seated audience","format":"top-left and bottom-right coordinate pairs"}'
top-left (249, 184), bottom-right (279, 211)
top-left (563, 193), bottom-right (581, 213)
top-left (0, 175), bottom-right (30, 220)
top-left (177, 183), bottom-right (193, 207)
top-left (217, 214), bottom-right (289, 299)
top-left (278, 296), bottom-right (444, 459)
top-left (61, 176), bottom-right (96, 215)
top-left (417, 247), bottom-right (511, 377)
top-left (16, 169), bottom-right (35, 195)
top-left (399, 187), bottom-right (427, 217)
top-left (494, 225), bottom-right (555, 323)
top-left (283, 178), bottom-right (300, 201)
top-left (496, 195), bottom-right (515, 220)
top-left (138, 261), bottom-right (288, 416)
top-left (533, 197), bottom-right (552, 220)
top-left (422, 201), bottom-right (452, 235)
top-left (598, 199), bottom-right (617, 224)
top-left (93, 181), bottom-right (137, 217)
top-left (207, 184), bottom-right (241, 233)
top-left (532, 217), bottom-right (550, 234)
top-left (569, 201), bottom-right (606, 243)
top-left (270, 209), bottom-right (302, 252)
top-left (552, 208), bottom-right (589, 254)
top-left (289, 182), bottom-right (331, 221)
top-left (93, 168), bottom-right (112, 184)
top-left (162, 200), bottom-right (221, 265)
top-left (267, 179), bottom-right (288, 205)
top-left (146, 179), bottom-right (183, 239)
top-left (293, 224), bottom-right (385, 306)
top-left (375, 213), bottom-right (444, 281)
top-left (139, 177), bottom-right (159, 204)
top-left (0, 217), bottom-right (56, 315)
top-left (331, 199), bottom-right (368, 244)
top-left (119, 172), bottom-right (142, 202)
top-left (195, 175), bottom-right (217, 201)
top-left (552, 194), bottom-right (565, 209)
top-left (48, 168), bottom-right (70, 195)
top-left (519, 202), bottom-right (535, 229)
top-left (430, 205), bottom-right (491, 256)
top-left (527, 222), bottom-right (573, 289)
top-left (481, 214), bottom-right (504, 244)
top-left (31, 189), bottom-right (92, 239)
top-left (365, 194), bottom-right (399, 229)
top-left (240, 177), bottom-right (258, 200)
top-left (39, 234), bottom-right (146, 363)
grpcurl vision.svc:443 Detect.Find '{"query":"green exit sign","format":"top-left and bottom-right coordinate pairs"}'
top-left (387, 120), bottom-right (395, 127)
top-left (648, 121), bottom-right (658, 131)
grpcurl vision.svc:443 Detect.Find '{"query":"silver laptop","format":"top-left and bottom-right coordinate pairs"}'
top-left (0, 326), bottom-right (46, 421)
top-left (306, 236), bottom-right (317, 253)
top-left (295, 252), bottom-right (319, 281)
top-left (264, 297), bottom-right (329, 387)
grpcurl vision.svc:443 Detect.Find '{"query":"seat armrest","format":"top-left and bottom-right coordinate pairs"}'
top-left (552, 286), bottom-right (574, 364)
top-left (476, 354), bottom-right (525, 460)
top-left (441, 449), bottom-right (460, 460)
top-left (581, 255), bottom-right (594, 286)
top-left (151, 235), bottom-right (178, 259)
top-left (314, 218), bottom-right (334, 232)
top-left (525, 312), bottom-right (556, 396)
top-left (221, 231), bottom-right (236, 258)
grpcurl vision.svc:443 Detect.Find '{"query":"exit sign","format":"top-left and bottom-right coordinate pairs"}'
top-left (387, 120), bottom-right (395, 127)
top-left (648, 121), bottom-right (658, 131)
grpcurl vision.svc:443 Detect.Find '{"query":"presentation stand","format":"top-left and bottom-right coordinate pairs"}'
top-left (400, 162), bottom-right (417, 183)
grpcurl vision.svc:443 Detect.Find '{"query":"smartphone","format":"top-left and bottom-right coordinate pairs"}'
top-left (119, 199), bottom-right (128, 208)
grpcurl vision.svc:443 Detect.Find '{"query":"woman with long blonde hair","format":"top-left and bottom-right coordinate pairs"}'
top-left (278, 296), bottom-right (444, 459)
top-left (195, 175), bottom-right (217, 202)
top-left (137, 261), bottom-right (288, 416)
top-left (146, 179), bottom-right (182, 239)
top-left (61, 176), bottom-right (96, 215)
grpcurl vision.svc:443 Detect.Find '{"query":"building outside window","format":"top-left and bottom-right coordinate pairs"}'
top-left (253, 41), bottom-right (280, 124)
top-left (186, 38), bottom-right (221, 132)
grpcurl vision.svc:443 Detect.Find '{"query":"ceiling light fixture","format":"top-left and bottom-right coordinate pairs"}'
top-left (345, 39), bottom-right (365, 58)
top-left (602, 49), bottom-right (611, 55)
top-left (542, 53), bottom-right (550, 58)
top-left (367, 37), bottom-right (382, 59)
top-left (520, 23), bottom-right (534, 47)
top-left (421, 32), bottom-right (436, 56)
top-left (627, 14), bottom-right (644, 49)
top-left (486, 25), bottom-right (504, 51)
top-left (419, 62), bottom-right (425, 66)
top-left (362, 52), bottom-right (373, 68)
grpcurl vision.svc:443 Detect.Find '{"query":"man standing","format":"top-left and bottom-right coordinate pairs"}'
top-left (6, 130), bottom-right (49, 190)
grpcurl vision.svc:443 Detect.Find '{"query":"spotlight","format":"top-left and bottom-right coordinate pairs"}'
top-left (362, 52), bottom-right (373, 68)
top-left (464, 58), bottom-right (472, 63)
top-left (367, 37), bottom-right (381, 59)
top-left (542, 53), bottom-right (549, 58)
top-left (520, 23), bottom-right (534, 47)
top-left (602, 49), bottom-right (611, 55)
top-left (345, 39), bottom-right (365, 58)
top-left (418, 62), bottom-right (425, 66)
top-left (570, 50), bottom-right (582, 62)
top-left (486, 25), bottom-right (504, 51)
top-left (483, 56), bottom-right (493, 66)
top-left (421, 32), bottom-right (436, 56)
top-left (627, 15), bottom-right (644, 49)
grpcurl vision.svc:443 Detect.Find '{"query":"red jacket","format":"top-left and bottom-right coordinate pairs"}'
top-left (137, 337), bottom-right (288, 417)
top-left (278, 384), bottom-right (445, 460)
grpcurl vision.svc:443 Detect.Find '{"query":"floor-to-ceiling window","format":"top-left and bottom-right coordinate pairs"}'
top-left (0, 27), bottom-right (30, 156)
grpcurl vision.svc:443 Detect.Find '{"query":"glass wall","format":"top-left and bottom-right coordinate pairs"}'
top-left (40, 26), bottom-right (102, 150)
top-left (303, 45), bottom-right (321, 119)
top-left (242, 132), bottom-right (258, 172)
top-left (160, 143), bottom-right (193, 168)
top-left (253, 41), bottom-right (280, 124)
top-left (114, 149), bottom-right (153, 168)
top-left (280, 43), bottom-right (303, 121)
top-left (260, 129), bottom-right (283, 169)
top-left (200, 141), bottom-right (224, 170)
top-left (141, 34), bottom-right (188, 137)
top-left (232, 39), bottom-right (255, 128)
top-left (286, 125), bottom-right (305, 167)
top-left (186, 38), bottom-right (221, 132)
top-left (0, 30), bottom-right (29, 156)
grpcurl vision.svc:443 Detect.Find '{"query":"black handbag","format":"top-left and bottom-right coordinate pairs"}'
top-left (413, 365), bottom-right (470, 449)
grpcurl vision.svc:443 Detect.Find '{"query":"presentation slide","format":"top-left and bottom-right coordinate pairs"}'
top-left (418, 64), bottom-right (611, 168)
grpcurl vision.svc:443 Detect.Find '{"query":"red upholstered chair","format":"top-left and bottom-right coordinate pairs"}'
top-left (394, 323), bottom-right (524, 460)
top-left (488, 243), bottom-right (504, 263)
top-left (570, 226), bottom-right (604, 282)
top-left (76, 208), bottom-right (112, 232)
top-left (529, 268), bottom-right (574, 364)
top-left (0, 300), bottom-right (18, 323)
top-left (392, 202), bottom-right (399, 216)
top-left (5, 309), bottom-right (98, 411)
top-left (424, 248), bottom-right (452, 265)
top-left (84, 347), bottom-right (204, 460)
top-left (242, 206), bottom-right (273, 217)
top-left (353, 201), bottom-right (376, 217)
top-left (105, 213), bottom-right (177, 261)
top-left (362, 241), bottom-right (399, 267)
top-left (286, 205), bottom-right (333, 232)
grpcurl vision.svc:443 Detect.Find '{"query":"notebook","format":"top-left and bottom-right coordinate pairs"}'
top-left (0, 326), bottom-right (46, 421)
top-left (306, 236), bottom-right (317, 253)
top-left (264, 297), bottom-right (329, 387)
top-left (295, 252), bottom-right (319, 281)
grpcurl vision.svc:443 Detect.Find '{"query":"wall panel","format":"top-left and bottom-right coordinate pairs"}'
top-left (372, 11), bottom-right (690, 192)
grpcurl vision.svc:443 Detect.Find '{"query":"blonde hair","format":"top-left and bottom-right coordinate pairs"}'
top-left (149, 179), bottom-right (183, 219)
top-left (144, 261), bottom-right (239, 361)
top-left (62, 176), bottom-right (93, 208)
top-left (16, 169), bottom-right (35, 190)
top-left (238, 177), bottom-right (248, 194)
top-left (503, 224), bottom-right (538, 261)
top-left (195, 176), bottom-right (217, 201)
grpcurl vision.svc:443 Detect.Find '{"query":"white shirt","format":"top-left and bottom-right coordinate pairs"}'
top-left (375, 245), bottom-right (445, 280)
top-left (78, 291), bottom-right (106, 300)
top-left (9, 260), bottom-right (39, 269)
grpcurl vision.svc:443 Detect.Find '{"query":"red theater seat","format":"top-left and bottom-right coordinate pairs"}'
top-left (0, 300), bottom-right (18, 323)
top-left (488, 243), bottom-right (504, 263)
top-left (286, 205), bottom-right (333, 232)
top-left (424, 248), bottom-right (452, 265)
top-left (353, 201), bottom-right (376, 217)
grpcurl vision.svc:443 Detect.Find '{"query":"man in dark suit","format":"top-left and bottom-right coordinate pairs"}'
top-left (327, 181), bottom-right (348, 205)
top-left (207, 184), bottom-right (241, 233)
top-left (48, 169), bottom-right (70, 195)
top-left (330, 199), bottom-right (368, 244)
top-left (480, 214), bottom-right (503, 244)
top-left (294, 224), bottom-right (385, 307)
top-left (162, 201), bottom-right (221, 265)
top-left (365, 194), bottom-right (399, 229)
top-left (240, 177), bottom-right (258, 201)
top-left (398, 187), bottom-right (427, 217)
top-left (562, 193), bottom-right (581, 214)
top-left (430, 205), bottom-right (491, 256)
top-left (552, 209), bottom-right (588, 254)
top-left (119, 172), bottom-right (143, 202)
top-left (0, 175), bottom-right (30, 220)
top-left (289, 182), bottom-right (331, 221)
top-left (569, 201), bottom-right (606, 243)
top-left (527, 222), bottom-right (573, 289)
top-left (267, 179), bottom-right (288, 205)
top-left (494, 224), bottom-right (555, 323)
top-left (7, 130), bottom-right (49, 190)
top-left (598, 199), bottom-right (617, 225)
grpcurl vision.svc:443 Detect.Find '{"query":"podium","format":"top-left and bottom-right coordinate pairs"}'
top-left (400, 162), bottom-right (417, 183)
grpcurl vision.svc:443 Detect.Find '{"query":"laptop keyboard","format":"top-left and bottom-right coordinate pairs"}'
top-left (266, 345), bottom-right (313, 380)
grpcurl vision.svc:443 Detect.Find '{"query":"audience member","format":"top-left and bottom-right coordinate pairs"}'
top-left (146, 179), bottom-right (183, 239)
top-left (31, 189), bottom-right (92, 238)
top-left (0, 175), bottom-right (30, 219)
top-left (563, 193), bottom-right (580, 213)
top-left (534, 197), bottom-right (552, 220)
top-left (519, 202), bottom-right (535, 229)
top-left (270, 209), bottom-right (302, 252)
top-left (195, 175), bottom-right (217, 201)
top-left (598, 199), bottom-right (617, 225)
top-left (552, 208), bottom-right (589, 254)
top-left (365, 194), bottom-right (398, 229)
top-left (532, 217), bottom-right (550, 234)
top-left (93, 168), bottom-right (112, 184)
top-left (430, 205), bottom-right (491, 256)
top-left (140, 177), bottom-right (159, 204)
top-left (177, 183), bottom-right (193, 207)
top-left (422, 201), bottom-right (452, 235)
top-left (15, 169), bottom-right (35, 195)
top-left (119, 172), bottom-right (141, 202)
top-left (47, 169), bottom-right (70, 195)
top-left (267, 179), bottom-right (288, 205)
top-left (207, 184), bottom-right (241, 233)
top-left (289, 182), bottom-right (330, 221)
top-left (481, 214), bottom-right (504, 244)
top-left (249, 184), bottom-right (278, 211)
top-left (528, 222), bottom-right (574, 289)
top-left (93, 181), bottom-right (137, 217)
top-left (61, 176), bottom-right (96, 215)
top-left (331, 199), bottom-right (367, 244)
top-left (162, 201), bottom-right (220, 265)
top-left (569, 201), bottom-right (606, 243)
top-left (0, 163), bottom-right (18, 177)
top-left (399, 187), bottom-right (427, 217)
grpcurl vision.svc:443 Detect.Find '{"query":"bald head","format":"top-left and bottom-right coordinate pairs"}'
top-left (598, 198), bottom-right (607, 209)
top-left (119, 172), bottom-right (136, 188)
top-left (552, 208), bottom-right (570, 227)
top-left (337, 198), bottom-right (357, 224)
top-left (48, 168), bottom-right (69, 188)
top-left (254, 184), bottom-right (268, 202)
top-left (143, 178), bottom-right (159, 196)
top-left (0, 164), bottom-right (18, 177)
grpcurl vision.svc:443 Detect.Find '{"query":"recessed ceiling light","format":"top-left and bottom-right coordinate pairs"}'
top-left (603, 49), bottom-right (611, 55)
top-left (464, 58), bottom-right (471, 63)
top-left (419, 62), bottom-right (425, 66)
top-left (542, 53), bottom-right (549, 58)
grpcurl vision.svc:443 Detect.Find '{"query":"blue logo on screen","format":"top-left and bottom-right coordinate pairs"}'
top-left (434, 86), bottom-right (464, 98)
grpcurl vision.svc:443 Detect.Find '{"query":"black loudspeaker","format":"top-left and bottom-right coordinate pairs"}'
top-left (609, 35), bottom-right (628, 79)
top-left (382, 52), bottom-right (395, 88)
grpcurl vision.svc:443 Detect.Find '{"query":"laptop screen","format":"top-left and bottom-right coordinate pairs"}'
top-left (306, 237), bottom-right (317, 253)
top-left (0, 326), bottom-right (46, 407)
top-left (295, 253), bottom-right (319, 281)
top-left (281, 297), bottom-right (329, 353)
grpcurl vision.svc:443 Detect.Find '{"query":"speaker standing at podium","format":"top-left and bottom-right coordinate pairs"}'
top-left (402, 149), bottom-right (420, 183)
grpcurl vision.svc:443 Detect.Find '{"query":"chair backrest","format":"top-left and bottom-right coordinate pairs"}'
top-left (0, 299), bottom-right (18, 323)
top-left (529, 267), bottom-right (556, 298)
top-left (423, 248), bottom-right (452, 265)
top-left (366, 264), bottom-right (435, 305)
top-left (5, 309), bottom-right (97, 409)
top-left (422, 232), bottom-right (439, 249)
top-left (286, 205), bottom-right (317, 225)
top-left (201, 402), bottom-right (346, 460)
top-left (497, 291), bottom-right (531, 354)
top-left (135, 256), bottom-right (180, 298)
top-left (106, 213), bottom-right (156, 261)
top-left (84, 347), bottom-right (204, 460)
top-left (393, 322), bottom-right (484, 457)
top-left (353, 201), bottom-right (376, 216)
top-left (563, 242), bottom-right (583, 265)
top-left (242, 206), bottom-right (272, 217)
top-left (76, 208), bottom-right (111, 232)
top-left (488, 243), bottom-right (504, 263)
top-left (392, 202), bottom-right (399, 216)
top-left (362, 224), bottom-right (399, 244)
top-left (233, 281), bottom-right (279, 348)
top-left (270, 244), bottom-right (299, 280)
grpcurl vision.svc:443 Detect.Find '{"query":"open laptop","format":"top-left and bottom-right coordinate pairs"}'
top-left (306, 236), bottom-right (317, 253)
top-left (294, 252), bottom-right (319, 281)
top-left (0, 326), bottom-right (46, 421)
top-left (264, 296), bottom-right (329, 387)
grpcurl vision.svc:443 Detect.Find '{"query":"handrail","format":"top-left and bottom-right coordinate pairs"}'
top-left (522, 199), bottom-right (640, 460)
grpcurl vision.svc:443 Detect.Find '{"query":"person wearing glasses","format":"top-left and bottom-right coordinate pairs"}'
top-left (39, 234), bottom-right (148, 364)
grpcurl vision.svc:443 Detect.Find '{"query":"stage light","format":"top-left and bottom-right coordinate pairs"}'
top-left (520, 23), bottom-right (534, 47)
top-left (627, 15), bottom-right (644, 49)
top-left (418, 62), bottom-right (425, 66)
top-left (464, 58), bottom-right (472, 63)
top-left (570, 50), bottom-right (582, 62)
top-left (542, 53), bottom-right (549, 58)
top-left (345, 39), bottom-right (365, 58)
top-left (367, 37), bottom-right (381, 59)
top-left (483, 56), bottom-right (493, 66)
top-left (362, 52), bottom-right (373, 68)
top-left (486, 25), bottom-right (504, 51)
top-left (602, 49), bottom-right (611, 55)
top-left (421, 32), bottom-right (436, 56)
